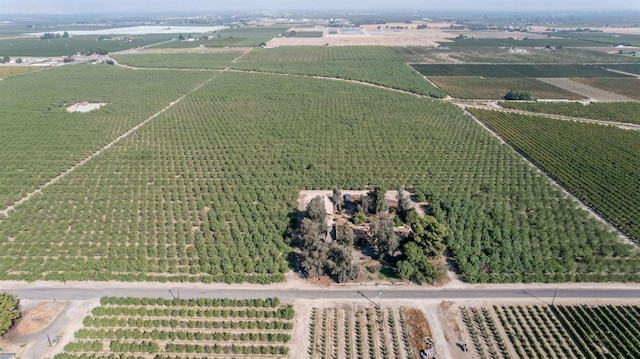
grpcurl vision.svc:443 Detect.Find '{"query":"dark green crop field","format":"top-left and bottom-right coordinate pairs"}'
top-left (232, 46), bottom-right (446, 97)
top-left (468, 108), bottom-right (640, 244)
top-left (499, 101), bottom-right (640, 124)
top-left (412, 64), bottom-right (631, 78)
top-left (0, 34), bottom-right (173, 56)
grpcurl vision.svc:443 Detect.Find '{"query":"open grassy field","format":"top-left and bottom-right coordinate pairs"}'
top-left (572, 77), bottom-right (640, 100)
top-left (0, 65), bottom-right (209, 208)
top-left (55, 296), bottom-right (293, 359)
top-left (0, 66), bottom-right (43, 78)
top-left (412, 64), bottom-right (631, 78)
top-left (461, 304), bottom-right (640, 358)
top-left (0, 34), bottom-right (173, 56)
top-left (499, 101), bottom-right (640, 124)
top-left (112, 52), bottom-right (242, 69)
top-left (0, 68), bottom-right (636, 283)
top-left (429, 77), bottom-right (585, 100)
top-left (231, 46), bottom-right (446, 97)
top-left (468, 108), bottom-right (640, 244)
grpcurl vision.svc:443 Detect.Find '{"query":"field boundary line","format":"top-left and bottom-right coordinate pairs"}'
top-left (228, 68), bottom-right (427, 97)
top-left (0, 72), bottom-right (221, 218)
top-left (456, 102), bottom-right (640, 131)
top-left (461, 107), bottom-right (638, 249)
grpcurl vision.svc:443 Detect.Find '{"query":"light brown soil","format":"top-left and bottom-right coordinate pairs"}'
top-left (15, 301), bottom-right (66, 335)
top-left (538, 78), bottom-right (635, 102)
top-left (403, 307), bottom-right (432, 358)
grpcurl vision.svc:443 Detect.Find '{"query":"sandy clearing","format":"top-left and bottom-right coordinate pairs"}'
top-left (66, 102), bottom-right (106, 113)
top-left (15, 301), bottom-right (66, 335)
top-left (538, 77), bottom-right (636, 102)
top-left (290, 302), bottom-right (312, 358)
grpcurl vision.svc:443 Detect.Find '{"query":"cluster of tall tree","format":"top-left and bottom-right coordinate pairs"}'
top-left (300, 196), bottom-right (359, 283)
top-left (0, 292), bottom-right (20, 336)
top-left (397, 213), bottom-right (447, 283)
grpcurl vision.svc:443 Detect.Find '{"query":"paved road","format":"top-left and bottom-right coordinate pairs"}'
top-left (5, 285), bottom-right (640, 302)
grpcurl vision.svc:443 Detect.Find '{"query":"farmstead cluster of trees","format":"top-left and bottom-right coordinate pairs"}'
top-left (299, 188), bottom-right (448, 283)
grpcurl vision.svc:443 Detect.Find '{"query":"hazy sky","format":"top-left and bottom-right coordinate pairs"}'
top-left (1, 0), bottom-right (638, 14)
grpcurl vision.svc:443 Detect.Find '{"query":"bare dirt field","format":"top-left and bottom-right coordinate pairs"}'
top-left (14, 301), bottom-right (66, 335)
top-left (268, 27), bottom-right (450, 47)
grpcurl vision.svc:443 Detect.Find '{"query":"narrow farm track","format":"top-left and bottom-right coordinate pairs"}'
top-left (0, 71), bottom-right (223, 217)
top-left (454, 101), bottom-right (640, 131)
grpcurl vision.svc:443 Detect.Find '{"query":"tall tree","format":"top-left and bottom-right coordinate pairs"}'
top-left (373, 186), bottom-right (388, 213)
top-left (331, 187), bottom-right (341, 205)
top-left (306, 196), bottom-right (326, 228)
top-left (336, 222), bottom-right (354, 247)
top-left (326, 244), bottom-right (359, 283)
top-left (370, 217), bottom-right (399, 262)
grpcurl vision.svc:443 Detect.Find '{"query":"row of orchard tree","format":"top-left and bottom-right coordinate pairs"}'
top-left (298, 187), bottom-right (448, 283)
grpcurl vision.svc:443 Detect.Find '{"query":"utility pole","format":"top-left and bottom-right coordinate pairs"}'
top-left (46, 334), bottom-right (52, 347)
top-left (552, 287), bottom-right (559, 306)
top-left (169, 289), bottom-right (175, 300)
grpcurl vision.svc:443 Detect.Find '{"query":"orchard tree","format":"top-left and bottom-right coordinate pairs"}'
top-left (0, 293), bottom-right (20, 336)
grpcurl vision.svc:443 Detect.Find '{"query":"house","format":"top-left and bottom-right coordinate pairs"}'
top-left (344, 194), bottom-right (353, 203)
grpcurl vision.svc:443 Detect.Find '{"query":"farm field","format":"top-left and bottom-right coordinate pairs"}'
top-left (395, 46), bottom-right (640, 64)
top-left (112, 52), bottom-right (242, 69)
top-left (150, 26), bottom-right (289, 49)
top-left (307, 306), bottom-right (431, 359)
top-left (429, 77), bottom-right (584, 100)
top-left (438, 37), bottom-right (613, 48)
top-left (54, 296), bottom-right (293, 359)
top-left (411, 64), bottom-right (630, 78)
top-left (467, 108), bottom-right (640, 243)
top-left (498, 101), bottom-right (640, 124)
top-left (0, 34), bottom-right (173, 56)
top-left (0, 69), bottom-right (637, 283)
top-left (572, 78), bottom-right (640, 100)
top-left (0, 65), bottom-right (209, 208)
top-left (231, 46), bottom-right (446, 97)
top-left (460, 304), bottom-right (640, 358)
